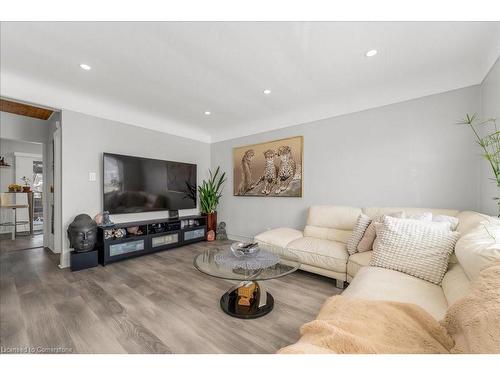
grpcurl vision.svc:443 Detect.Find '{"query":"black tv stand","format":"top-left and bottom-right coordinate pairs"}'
top-left (97, 215), bottom-right (207, 265)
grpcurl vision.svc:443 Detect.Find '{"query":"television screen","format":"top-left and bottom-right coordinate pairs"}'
top-left (103, 153), bottom-right (197, 214)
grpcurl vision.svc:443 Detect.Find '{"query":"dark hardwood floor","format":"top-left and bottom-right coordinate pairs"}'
top-left (0, 240), bottom-right (341, 353)
top-left (0, 233), bottom-right (44, 253)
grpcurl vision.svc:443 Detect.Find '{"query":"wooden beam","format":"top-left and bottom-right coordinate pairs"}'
top-left (0, 99), bottom-right (54, 120)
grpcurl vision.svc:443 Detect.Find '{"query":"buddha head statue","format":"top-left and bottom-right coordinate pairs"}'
top-left (67, 214), bottom-right (97, 252)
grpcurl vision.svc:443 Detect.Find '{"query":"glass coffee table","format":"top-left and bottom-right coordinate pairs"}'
top-left (194, 246), bottom-right (301, 319)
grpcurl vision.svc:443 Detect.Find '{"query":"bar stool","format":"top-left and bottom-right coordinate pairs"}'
top-left (0, 193), bottom-right (29, 240)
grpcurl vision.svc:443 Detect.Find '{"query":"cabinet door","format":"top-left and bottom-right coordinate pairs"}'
top-left (107, 238), bottom-right (145, 259)
top-left (183, 228), bottom-right (205, 242)
top-left (150, 232), bottom-right (180, 251)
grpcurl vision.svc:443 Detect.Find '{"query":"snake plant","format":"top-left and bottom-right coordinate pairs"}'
top-left (198, 166), bottom-right (226, 214)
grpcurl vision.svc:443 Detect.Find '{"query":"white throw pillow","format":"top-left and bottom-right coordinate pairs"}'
top-left (405, 212), bottom-right (433, 221)
top-left (346, 214), bottom-right (371, 255)
top-left (371, 216), bottom-right (460, 284)
top-left (454, 218), bottom-right (500, 280)
top-left (433, 215), bottom-right (459, 231)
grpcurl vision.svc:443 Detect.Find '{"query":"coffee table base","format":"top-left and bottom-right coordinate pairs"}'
top-left (220, 281), bottom-right (274, 319)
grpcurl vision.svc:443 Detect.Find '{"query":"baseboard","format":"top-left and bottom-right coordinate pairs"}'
top-left (59, 251), bottom-right (70, 268)
top-left (227, 233), bottom-right (253, 243)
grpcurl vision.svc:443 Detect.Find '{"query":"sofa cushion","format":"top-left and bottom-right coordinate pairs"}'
top-left (347, 251), bottom-right (372, 278)
top-left (286, 236), bottom-right (348, 273)
top-left (304, 206), bottom-right (361, 244)
top-left (441, 263), bottom-right (471, 306)
top-left (456, 211), bottom-right (489, 236)
top-left (342, 266), bottom-right (449, 320)
top-left (307, 205), bottom-right (361, 230)
top-left (303, 225), bottom-right (352, 243)
top-left (455, 219), bottom-right (500, 280)
top-left (254, 227), bottom-right (303, 250)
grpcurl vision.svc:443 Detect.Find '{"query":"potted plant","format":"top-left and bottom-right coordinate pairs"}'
top-left (198, 166), bottom-right (226, 233)
top-left (21, 176), bottom-right (32, 192)
top-left (8, 183), bottom-right (21, 192)
top-left (458, 114), bottom-right (499, 216)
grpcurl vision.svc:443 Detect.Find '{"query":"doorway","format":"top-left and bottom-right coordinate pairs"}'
top-left (0, 143), bottom-right (44, 251)
top-left (0, 98), bottom-right (61, 257)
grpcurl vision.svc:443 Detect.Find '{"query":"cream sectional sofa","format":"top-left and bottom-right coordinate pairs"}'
top-left (255, 205), bottom-right (491, 320)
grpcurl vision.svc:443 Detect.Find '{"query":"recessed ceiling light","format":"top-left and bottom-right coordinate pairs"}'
top-left (365, 49), bottom-right (378, 57)
top-left (263, 89), bottom-right (272, 95)
top-left (79, 63), bottom-right (92, 71)
top-left (204, 111), bottom-right (211, 116)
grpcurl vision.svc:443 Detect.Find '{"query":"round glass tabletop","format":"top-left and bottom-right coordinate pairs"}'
top-left (193, 245), bottom-right (301, 281)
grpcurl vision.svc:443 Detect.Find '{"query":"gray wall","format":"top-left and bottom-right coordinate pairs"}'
top-left (60, 110), bottom-right (211, 267)
top-left (211, 86), bottom-right (481, 241)
top-left (479, 57), bottom-right (500, 216)
top-left (0, 111), bottom-right (50, 144)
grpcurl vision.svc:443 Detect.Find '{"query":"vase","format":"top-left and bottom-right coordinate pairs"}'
top-left (204, 211), bottom-right (217, 233)
top-left (22, 186), bottom-right (31, 192)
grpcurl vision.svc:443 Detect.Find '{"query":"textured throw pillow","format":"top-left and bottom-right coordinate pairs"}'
top-left (346, 214), bottom-right (372, 255)
top-left (371, 216), bottom-right (460, 284)
top-left (357, 212), bottom-right (404, 252)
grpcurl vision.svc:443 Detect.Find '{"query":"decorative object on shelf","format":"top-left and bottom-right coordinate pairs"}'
top-left (237, 282), bottom-right (257, 306)
top-left (94, 212), bottom-right (103, 225)
top-left (101, 211), bottom-right (114, 227)
top-left (127, 226), bottom-right (143, 236)
top-left (214, 248), bottom-right (280, 270)
top-left (67, 214), bottom-right (98, 253)
top-left (207, 229), bottom-right (215, 241)
top-left (216, 221), bottom-right (227, 240)
top-left (199, 166), bottom-right (226, 232)
top-left (151, 222), bottom-right (166, 233)
top-left (104, 229), bottom-right (115, 240)
top-left (0, 156), bottom-right (11, 167)
top-left (233, 136), bottom-right (303, 197)
top-left (8, 184), bottom-right (22, 192)
top-left (458, 114), bottom-right (499, 216)
top-left (20, 176), bottom-right (32, 192)
top-left (114, 228), bottom-right (127, 238)
top-left (230, 242), bottom-right (260, 257)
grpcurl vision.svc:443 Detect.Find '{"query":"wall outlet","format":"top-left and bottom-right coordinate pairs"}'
top-left (88, 172), bottom-right (97, 182)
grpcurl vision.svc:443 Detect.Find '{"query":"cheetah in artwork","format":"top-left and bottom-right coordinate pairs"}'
top-left (275, 145), bottom-right (296, 194)
top-left (237, 149), bottom-right (256, 195)
top-left (260, 149), bottom-right (278, 195)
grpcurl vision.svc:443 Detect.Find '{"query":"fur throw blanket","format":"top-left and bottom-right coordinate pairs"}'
top-left (441, 261), bottom-right (500, 353)
top-left (279, 262), bottom-right (500, 354)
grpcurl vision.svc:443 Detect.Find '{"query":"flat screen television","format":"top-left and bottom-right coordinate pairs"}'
top-left (103, 153), bottom-right (197, 214)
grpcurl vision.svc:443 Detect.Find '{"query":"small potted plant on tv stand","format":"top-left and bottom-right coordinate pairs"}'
top-left (198, 166), bottom-right (226, 238)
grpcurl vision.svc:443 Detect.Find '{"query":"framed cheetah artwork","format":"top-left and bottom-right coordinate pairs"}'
top-left (233, 136), bottom-right (303, 197)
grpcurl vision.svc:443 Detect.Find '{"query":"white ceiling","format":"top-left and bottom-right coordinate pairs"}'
top-left (1, 22), bottom-right (499, 143)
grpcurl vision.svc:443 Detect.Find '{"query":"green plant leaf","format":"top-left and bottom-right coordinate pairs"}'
top-left (198, 166), bottom-right (226, 214)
